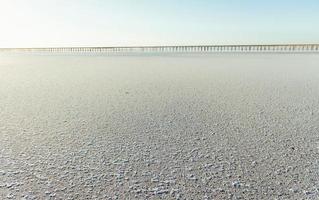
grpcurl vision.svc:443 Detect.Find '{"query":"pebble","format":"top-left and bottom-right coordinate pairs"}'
top-left (251, 161), bottom-right (257, 166)
top-left (170, 188), bottom-right (179, 195)
top-left (6, 193), bottom-right (14, 199)
top-left (155, 189), bottom-right (169, 195)
top-left (204, 163), bottom-right (213, 168)
top-left (151, 177), bottom-right (159, 182)
top-left (163, 179), bottom-right (175, 184)
top-left (6, 182), bottom-right (14, 188)
top-left (289, 187), bottom-right (298, 193)
top-left (134, 189), bottom-right (142, 194)
top-left (232, 181), bottom-right (241, 188)
top-left (187, 174), bottom-right (197, 181)
top-left (303, 190), bottom-right (314, 195)
top-left (49, 193), bottom-right (56, 197)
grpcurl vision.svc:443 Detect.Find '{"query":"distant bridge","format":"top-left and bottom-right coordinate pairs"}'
top-left (1, 44), bottom-right (319, 53)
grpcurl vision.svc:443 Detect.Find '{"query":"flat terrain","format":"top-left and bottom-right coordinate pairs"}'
top-left (0, 53), bottom-right (319, 199)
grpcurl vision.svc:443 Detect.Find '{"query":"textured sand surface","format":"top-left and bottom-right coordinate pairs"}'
top-left (0, 53), bottom-right (319, 199)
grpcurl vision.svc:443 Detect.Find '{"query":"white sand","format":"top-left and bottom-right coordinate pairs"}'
top-left (0, 53), bottom-right (319, 199)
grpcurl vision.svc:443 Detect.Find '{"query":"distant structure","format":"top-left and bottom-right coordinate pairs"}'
top-left (1, 44), bottom-right (319, 53)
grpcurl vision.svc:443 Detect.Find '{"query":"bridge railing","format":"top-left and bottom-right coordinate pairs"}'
top-left (1, 45), bottom-right (319, 53)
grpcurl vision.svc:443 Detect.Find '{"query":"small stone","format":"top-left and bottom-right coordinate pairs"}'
top-left (186, 167), bottom-right (193, 171)
top-left (6, 193), bottom-right (14, 199)
top-left (304, 190), bottom-right (314, 195)
top-left (156, 189), bottom-right (169, 195)
top-left (134, 189), bottom-right (142, 194)
top-left (170, 188), bottom-right (179, 195)
top-left (151, 177), bottom-right (159, 183)
top-left (191, 148), bottom-right (199, 153)
top-left (204, 163), bottom-right (213, 168)
top-left (187, 174), bottom-right (197, 181)
top-left (289, 187), bottom-right (298, 193)
top-left (163, 179), bottom-right (175, 184)
top-left (6, 183), bottom-right (14, 188)
top-left (251, 161), bottom-right (257, 166)
top-left (232, 181), bottom-right (241, 188)
top-left (49, 193), bottom-right (56, 197)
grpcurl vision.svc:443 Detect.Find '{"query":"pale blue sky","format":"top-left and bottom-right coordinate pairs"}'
top-left (0, 0), bottom-right (318, 47)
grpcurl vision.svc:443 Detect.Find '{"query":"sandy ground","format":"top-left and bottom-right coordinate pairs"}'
top-left (0, 53), bottom-right (319, 199)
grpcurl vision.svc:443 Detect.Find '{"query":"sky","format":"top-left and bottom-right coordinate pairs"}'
top-left (0, 0), bottom-right (319, 47)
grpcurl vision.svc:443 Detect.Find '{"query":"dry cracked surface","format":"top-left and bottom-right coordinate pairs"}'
top-left (0, 53), bottom-right (319, 199)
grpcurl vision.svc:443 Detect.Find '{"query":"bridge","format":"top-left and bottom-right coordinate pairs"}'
top-left (1, 44), bottom-right (319, 53)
